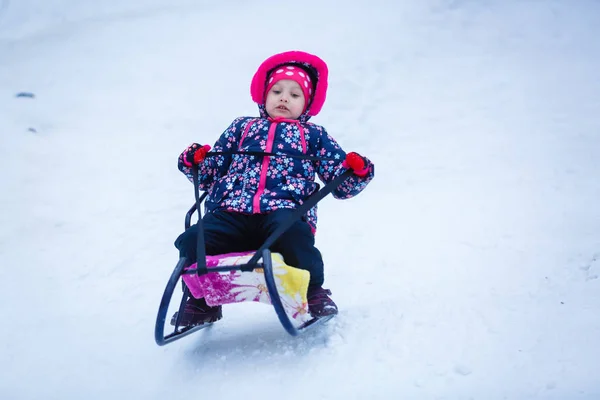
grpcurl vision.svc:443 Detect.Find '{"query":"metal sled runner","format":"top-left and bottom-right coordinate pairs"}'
top-left (155, 151), bottom-right (353, 346)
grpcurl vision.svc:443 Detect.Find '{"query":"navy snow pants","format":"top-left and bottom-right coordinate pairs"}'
top-left (174, 209), bottom-right (325, 288)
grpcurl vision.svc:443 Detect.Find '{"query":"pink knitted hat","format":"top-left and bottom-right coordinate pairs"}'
top-left (265, 65), bottom-right (314, 110)
top-left (251, 51), bottom-right (329, 116)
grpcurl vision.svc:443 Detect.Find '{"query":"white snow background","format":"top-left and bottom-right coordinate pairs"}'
top-left (1, 0), bottom-right (599, 399)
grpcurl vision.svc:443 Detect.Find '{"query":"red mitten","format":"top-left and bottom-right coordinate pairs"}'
top-left (342, 152), bottom-right (369, 177)
top-left (184, 143), bottom-right (211, 166)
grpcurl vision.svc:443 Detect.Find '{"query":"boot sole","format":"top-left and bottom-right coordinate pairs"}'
top-left (170, 311), bottom-right (223, 327)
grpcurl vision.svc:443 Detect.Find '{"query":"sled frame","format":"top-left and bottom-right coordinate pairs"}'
top-left (155, 159), bottom-right (353, 345)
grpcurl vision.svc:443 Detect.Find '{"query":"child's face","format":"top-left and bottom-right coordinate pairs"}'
top-left (265, 79), bottom-right (306, 120)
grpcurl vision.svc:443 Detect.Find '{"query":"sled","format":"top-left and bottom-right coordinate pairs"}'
top-left (155, 151), bottom-right (353, 346)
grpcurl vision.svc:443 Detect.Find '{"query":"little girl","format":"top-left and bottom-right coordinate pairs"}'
top-left (173, 51), bottom-right (374, 327)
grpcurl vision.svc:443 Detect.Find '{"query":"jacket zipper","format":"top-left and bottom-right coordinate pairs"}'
top-left (252, 121), bottom-right (277, 213)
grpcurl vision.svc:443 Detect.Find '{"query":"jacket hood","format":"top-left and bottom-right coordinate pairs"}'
top-left (251, 51), bottom-right (329, 122)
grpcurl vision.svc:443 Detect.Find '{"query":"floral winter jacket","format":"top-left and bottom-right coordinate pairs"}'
top-left (178, 107), bottom-right (374, 232)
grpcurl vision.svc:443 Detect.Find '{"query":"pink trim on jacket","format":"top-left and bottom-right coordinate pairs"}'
top-left (267, 117), bottom-right (307, 153)
top-left (250, 51), bottom-right (329, 117)
top-left (252, 121), bottom-right (277, 212)
top-left (182, 151), bottom-right (193, 167)
top-left (238, 119), bottom-right (256, 149)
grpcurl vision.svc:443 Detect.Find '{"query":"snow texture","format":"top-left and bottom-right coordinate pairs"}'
top-left (1, 0), bottom-right (599, 399)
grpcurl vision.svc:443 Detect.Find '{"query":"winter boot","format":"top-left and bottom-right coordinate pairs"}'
top-left (170, 296), bottom-right (222, 327)
top-left (307, 286), bottom-right (338, 317)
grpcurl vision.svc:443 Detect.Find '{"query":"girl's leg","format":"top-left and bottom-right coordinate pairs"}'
top-left (260, 209), bottom-right (325, 288)
top-left (171, 211), bottom-right (256, 326)
top-left (174, 211), bottom-right (256, 261)
top-left (260, 210), bottom-right (337, 317)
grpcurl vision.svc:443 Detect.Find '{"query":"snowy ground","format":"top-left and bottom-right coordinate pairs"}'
top-left (1, 1), bottom-right (600, 399)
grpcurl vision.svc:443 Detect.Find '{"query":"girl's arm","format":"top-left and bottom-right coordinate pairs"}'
top-left (178, 117), bottom-right (250, 191)
top-left (313, 126), bottom-right (374, 199)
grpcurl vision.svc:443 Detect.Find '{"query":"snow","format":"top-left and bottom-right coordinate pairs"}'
top-left (1, 0), bottom-right (599, 399)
